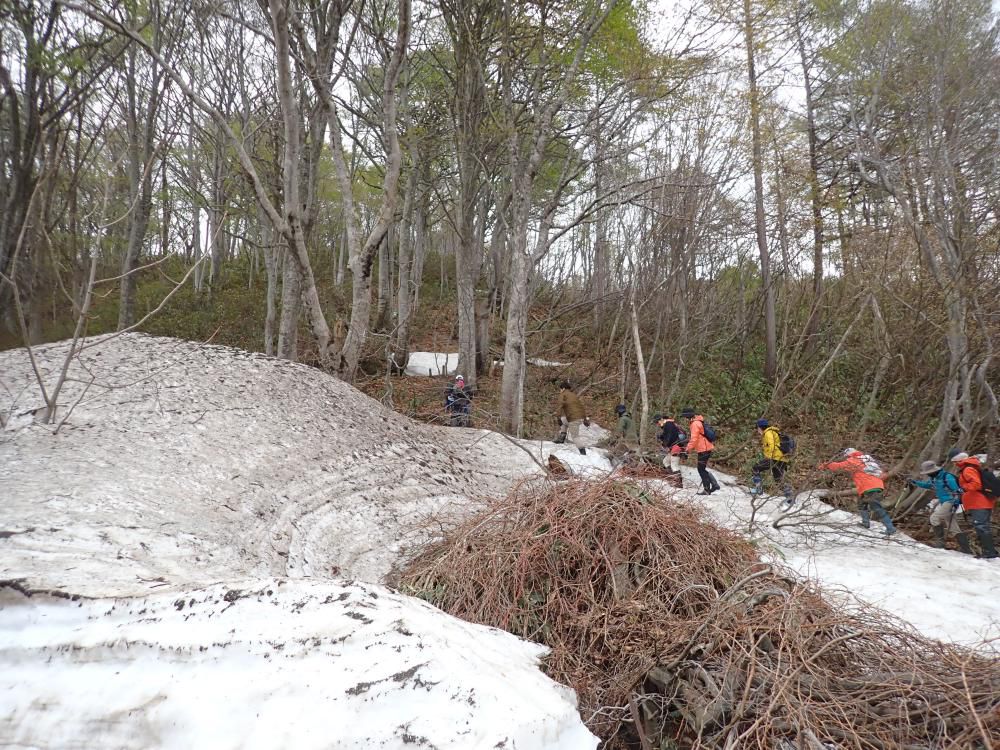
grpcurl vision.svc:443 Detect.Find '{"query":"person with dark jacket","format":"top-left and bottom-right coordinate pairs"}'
top-left (950, 451), bottom-right (998, 559)
top-left (751, 418), bottom-right (793, 506)
top-left (654, 414), bottom-right (686, 474)
top-left (909, 459), bottom-right (971, 554)
top-left (681, 408), bottom-right (720, 495)
top-left (614, 404), bottom-right (638, 448)
top-left (558, 381), bottom-right (590, 455)
top-left (445, 374), bottom-right (473, 427)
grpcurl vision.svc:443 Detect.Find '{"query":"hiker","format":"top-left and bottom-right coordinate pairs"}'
top-left (751, 418), bottom-right (793, 506)
top-left (949, 451), bottom-right (998, 559)
top-left (908, 460), bottom-right (971, 554)
top-left (557, 381), bottom-right (590, 456)
top-left (614, 404), bottom-right (638, 448)
top-left (654, 414), bottom-right (686, 474)
top-left (818, 448), bottom-right (896, 536)
top-left (445, 374), bottom-right (473, 427)
top-left (681, 408), bottom-right (720, 495)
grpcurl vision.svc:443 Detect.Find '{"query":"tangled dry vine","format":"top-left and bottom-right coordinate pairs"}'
top-left (397, 479), bottom-right (999, 748)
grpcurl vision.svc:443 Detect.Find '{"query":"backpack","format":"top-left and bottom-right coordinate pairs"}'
top-left (859, 453), bottom-right (883, 478)
top-left (978, 466), bottom-right (1000, 498)
top-left (778, 432), bottom-right (796, 455)
top-left (703, 423), bottom-right (718, 442)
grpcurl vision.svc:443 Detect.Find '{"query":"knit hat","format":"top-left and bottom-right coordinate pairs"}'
top-left (918, 460), bottom-right (941, 474)
top-left (680, 407), bottom-right (695, 418)
top-left (455, 374), bottom-right (464, 382)
top-left (946, 448), bottom-right (963, 461)
top-left (949, 451), bottom-right (969, 462)
top-left (842, 447), bottom-right (858, 456)
top-left (756, 418), bottom-right (769, 429)
top-left (615, 404), bottom-right (627, 415)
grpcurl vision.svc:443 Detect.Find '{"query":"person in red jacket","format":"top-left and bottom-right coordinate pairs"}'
top-left (681, 408), bottom-right (720, 495)
top-left (949, 450), bottom-right (998, 559)
top-left (819, 448), bottom-right (896, 536)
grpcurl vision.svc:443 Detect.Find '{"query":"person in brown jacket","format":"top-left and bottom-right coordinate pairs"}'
top-left (557, 381), bottom-right (590, 455)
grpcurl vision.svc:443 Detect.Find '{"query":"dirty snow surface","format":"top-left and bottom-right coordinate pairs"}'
top-left (0, 334), bottom-right (596, 749)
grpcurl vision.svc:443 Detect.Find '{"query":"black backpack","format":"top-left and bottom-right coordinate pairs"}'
top-left (778, 432), bottom-right (796, 455)
top-left (979, 466), bottom-right (1000, 498)
top-left (703, 423), bottom-right (718, 442)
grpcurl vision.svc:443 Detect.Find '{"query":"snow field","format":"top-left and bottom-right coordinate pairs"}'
top-left (0, 579), bottom-right (596, 749)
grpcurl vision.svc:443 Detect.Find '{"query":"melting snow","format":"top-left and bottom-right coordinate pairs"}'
top-left (0, 579), bottom-right (595, 749)
top-left (2, 334), bottom-right (997, 749)
top-left (0, 334), bottom-right (597, 748)
top-left (403, 351), bottom-right (458, 376)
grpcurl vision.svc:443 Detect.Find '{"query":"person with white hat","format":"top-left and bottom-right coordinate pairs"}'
top-left (908, 459), bottom-right (972, 554)
top-left (948, 449), bottom-right (998, 559)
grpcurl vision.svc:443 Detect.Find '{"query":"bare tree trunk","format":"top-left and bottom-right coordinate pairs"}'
top-left (375, 232), bottom-right (390, 332)
top-left (188, 97), bottom-right (203, 294)
top-left (276, 247), bottom-right (300, 359)
top-left (795, 7), bottom-right (824, 346)
top-left (335, 225), bottom-right (346, 285)
top-left (743, 0), bottom-right (777, 382)
top-left (118, 43), bottom-right (160, 330)
top-left (499, 244), bottom-right (531, 435)
top-left (268, 0), bottom-right (332, 364)
top-left (394, 166), bottom-right (417, 368)
top-left (630, 291), bottom-right (649, 446)
top-left (261, 206), bottom-right (278, 356)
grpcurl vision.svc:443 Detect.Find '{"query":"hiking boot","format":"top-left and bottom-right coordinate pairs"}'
top-left (781, 497), bottom-right (795, 510)
top-left (696, 489), bottom-right (712, 496)
top-left (579, 447), bottom-right (587, 456)
top-left (932, 525), bottom-right (946, 549)
top-left (858, 520), bottom-right (871, 529)
top-left (956, 533), bottom-right (973, 555)
top-left (884, 526), bottom-right (897, 537)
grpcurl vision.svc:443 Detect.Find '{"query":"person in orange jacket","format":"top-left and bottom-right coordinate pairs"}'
top-left (681, 407), bottom-right (720, 495)
top-left (819, 448), bottom-right (896, 536)
top-left (949, 450), bottom-right (998, 559)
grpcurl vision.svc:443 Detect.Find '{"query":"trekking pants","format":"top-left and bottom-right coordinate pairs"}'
top-left (929, 501), bottom-right (962, 536)
top-left (662, 453), bottom-right (681, 473)
top-left (966, 508), bottom-right (998, 559)
top-left (751, 459), bottom-right (792, 498)
top-left (858, 489), bottom-right (895, 533)
top-left (697, 451), bottom-right (720, 492)
top-left (566, 419), bottom-right (584, 451)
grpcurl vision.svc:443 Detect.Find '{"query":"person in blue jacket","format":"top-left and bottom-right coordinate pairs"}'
top-left (909, 459), bottom-right (972, 554)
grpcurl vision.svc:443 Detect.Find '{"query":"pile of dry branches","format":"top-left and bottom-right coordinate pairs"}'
top-left (397, 479), bottom-right (999, 748)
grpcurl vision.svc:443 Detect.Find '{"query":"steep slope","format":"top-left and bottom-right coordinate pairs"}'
top-left (0, 334), bottom-right (598, 749)
top-left (1, 334), bottom-right (545, 597)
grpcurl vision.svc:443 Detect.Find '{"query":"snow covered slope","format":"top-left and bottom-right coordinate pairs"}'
top-left (695, 479), bottom-right (1000, 647)
top-left (0, 579), bottom-right (596, 749)
top-left (0, 334), bottom-right (544, 596)
top-left (0, 335), bottom-right (598, 749)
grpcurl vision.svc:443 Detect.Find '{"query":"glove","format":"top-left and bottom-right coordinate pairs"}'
top-left (953, 504), bottom-right (964, 515)
top-left (925, 501), bottom-right (937, 512)
top-left (583, 417), bottom-right (591, 427)
top-left (906, 478), bottom-right (915, 487)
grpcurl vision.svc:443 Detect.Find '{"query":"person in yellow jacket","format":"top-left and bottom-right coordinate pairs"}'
top-left (750, 418), bottom-right (793, 506)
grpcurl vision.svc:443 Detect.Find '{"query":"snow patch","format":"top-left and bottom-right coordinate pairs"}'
top-left (0, 335), bottom-right (544, 596)
top-left (657, 467), bottom-right (1000, 648)
top-left (404, 351), bottom-right (459, 376)
top-left (0, 579), bottom-right (597, 749)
